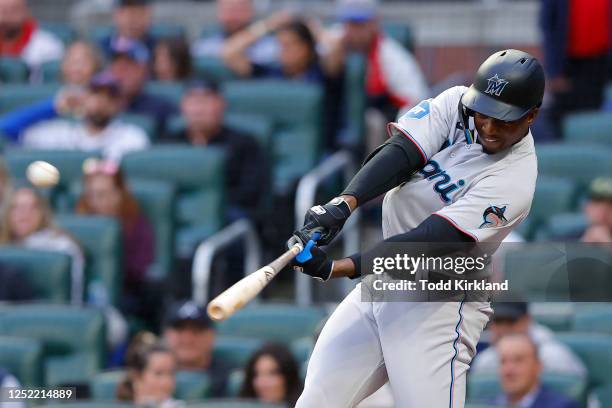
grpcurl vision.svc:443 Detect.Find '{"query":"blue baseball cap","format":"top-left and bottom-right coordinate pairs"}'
top-left (89, 71), bottom-right (120, 96)
top-left (110, 37), bottom-right (150, 64)
top-left (336, 0), bottom-right (378, 22)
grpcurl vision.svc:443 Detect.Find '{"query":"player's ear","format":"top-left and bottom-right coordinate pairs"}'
top-left (526, 108), bottom-right (539, 125)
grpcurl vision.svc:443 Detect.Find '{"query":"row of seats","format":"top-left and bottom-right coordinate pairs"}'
top-left (42, 401), bottom-right (285, 408)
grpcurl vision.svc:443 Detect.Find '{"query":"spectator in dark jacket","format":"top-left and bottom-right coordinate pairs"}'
top-left (540, 0), bottom-right (611, 131)
top-left (163, 80), bottom-right (267, 222)
top-left (99, 0), bottom-right (155, 57)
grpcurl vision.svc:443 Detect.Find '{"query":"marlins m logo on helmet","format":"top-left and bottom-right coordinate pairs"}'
top-left (484, 74), bottom-right (509, 96)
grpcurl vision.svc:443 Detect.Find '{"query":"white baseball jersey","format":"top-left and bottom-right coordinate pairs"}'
top-left (382, 86), bottom-right (537, 243)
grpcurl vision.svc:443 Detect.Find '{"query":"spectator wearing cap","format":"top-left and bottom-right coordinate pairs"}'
top-left (100, 0), bottom-right (155, 58)
top-left (192, 0), bottom-right (278, 65)
top-left (581, 177), bottom-right (612, 243)
top-left (109, 37), bottom-right (178, 135)
top-left (318, 0), bottom-right (429, 153)
top-left (0, 0), bottom-right (64, 76)
top-left (162, 300), bottom-right (230, 397)
top-left (491, 333), bottom-right (580, 408)
top-left (471, 302), bottom-right (586, 378)
top-left (162, 81), bottom-right (267, 222)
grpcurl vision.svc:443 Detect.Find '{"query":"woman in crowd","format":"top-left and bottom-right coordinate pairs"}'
top-left (153, 37), bottom-right (193, 82)
top-left (76, 158), bottom-right (156, 317)
top-left (61, 40), bottom-right (103, 88)
top-left (240, 343), bottom-right (303, 406)
top-left (0, 186), bottom-right (84, 304)
top-left (0, 158), bottom-right (12, 209)
top-left (117, 341), bottom-right (183, 408)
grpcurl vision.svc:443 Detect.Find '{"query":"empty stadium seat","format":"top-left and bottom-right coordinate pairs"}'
top-left (216, 304), bottom-right (327, 343)
top-left (525, 176), bottom-right (577, 239)
top-left (40, 22), bottom-right (77, 45)
top-left (0, 304), bottom-right (106, 386)
top-left (0, 247), bottom-right (71, 303)
top-left (0, 335), bottom-right (44, 386)
top-left (382, 23), bottom-right (415, 52)
top-left (213, 336), bottom-right (264, 371)
top-left (144, 81), bottom-right (185, 106)
top-left (534, 212), bottom-right (588, 241)
top-left (149, 24), bottom-right (186, 41)
top-left (54, 215), bottom-right (122, 305)
top-left (223, 80), bottom-right (323, 193)
top-left (40, 60), bottom-right (62, 83)
top-left (535, 144), bottom-right (612, 192)
top-left (0, 83), bottom-right (60, 113)
top-left (0, 57), bottom-right (29, 83)
top-left (89, 370), bottom-right (123, 401)
top-left (557, 333), bottom-right (612, 389)
top-left (338, 54), bottom-right (366, 151)
top-left (529, 302), bottom-right (575, 332)
top-left (193, 57), bottom-right (236, 83)
top-left (573, 306), bottom-right (612, 335)
top-left (467, 372), bottom-right (586, 403)
top-left (563, 111), bottom-right (612, 146)
top-left (121, 145), bottom-right (226, 256)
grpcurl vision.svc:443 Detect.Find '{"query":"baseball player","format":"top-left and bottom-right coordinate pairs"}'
top-left (289, 49), bottom-right (545, 407)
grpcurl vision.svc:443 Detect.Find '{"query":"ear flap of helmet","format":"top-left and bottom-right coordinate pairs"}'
top-left (458, 98), bottom-right (475, 144)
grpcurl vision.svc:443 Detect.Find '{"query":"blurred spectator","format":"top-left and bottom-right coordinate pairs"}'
top-left (61, 41), bottom-right (103, 88)
top-left (492, 333), bottom-right (580, 408)
top-left (192, 0), bottom-right (278, 65)
top-left (109, 37), bottom-right (178, 135)
top-left (162, 300), bottom-right (229, 397)
top-left (0, 186), bottom-right (84, 304)
top-left (3, 71), bottom-right (149, 162)
top-left (581, 177), bottom-right (612, 243)
top-left (0, 367), bottom-right (26, 408)
top-left (117, 341), bottom-right (183, 408)
top-left (100, 0), bottom-right (155, 57)
top-left (0, 0), bottom-right (64, 73)
top-left (153, 37), bottom-right (192, 82)
top-left (76, 158), bottom-right (157, 318)
top-left (163, 81), bottom-right (267, 222)
top-left (0, 158), bottom-right (11, 208)
top-left (540, 0), bottom-right (610, 131)
top-left (239, 343), bottom-right (303, 406)
top-left (471, 302), bottom-right (586, 378)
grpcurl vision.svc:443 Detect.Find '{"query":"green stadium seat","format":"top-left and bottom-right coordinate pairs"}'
top-left (150, 24), bottom-right (186, 41)
top-left (186, 400), bottom-right (285, 408)
top-left (382, 23), bottom-right (415, 52)
top-left (54, 215), bottom-right (122, 305)
top-left (144, 81), bottom-right (185, 106)
top-left (0, 335), bottom-right (44, 386)
top-left (534, 212), bottom-right (588, 241)
top-left (563, 111), bottom-right (612, 147)
top-left (0, 57), bottom-right (29, 83)
top-left (0, 83), bottom-right (60, 113)
top-left (573, 306), bottom-right (612, 335)
top-left (225, 369), bottom-right (244, 397)
top-left (129, 179), bottom-right (175, 278)
top-left (0, 304), bottom-right (106, 386)
top-left (40, 60), bottom-right (62, 83)
top-left (467, 372), bottom-right (586, 404)
top-left (87, 25), bottom-right (113, 45)
top-left (40, 23), bottom-right (77, 45)
top-left (216, 305), bottom-right (326, 343)
top-left (119, 112), bottom-right (156, 141)
top-left (44, 403), bottom-right (135, 408)
top-left (223, 80), bottom-right (323, 193)
top-left (0, 247), bottom-right (71, 303)
top-left (4, 149), bottom-right (96, 190)
top-left (590, 384), bottom-right (612, 408)
top-left (529, 302), bottom-right (575, 332)
top-left (339, 54), bottom-right (367, 151)
top-left (535, 144), bottom-right (612, 192)
top-left (90, 370), bottom-right (211, 401)
top-left (121, 145), bottom-right (226, 256)
top-left (213, 336), bottom-right (264, 371)
top-left (193, 57), bottom-right (236, 83)
top-left (556, 332), bottom-right (612, 389)
top-left (525, 176), bottom-right (577, 239)
top-left (290, 337), bottom-right (314, 366)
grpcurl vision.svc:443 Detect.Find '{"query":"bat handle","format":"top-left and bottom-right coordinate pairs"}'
top-left (295, 231), bottom-right (321, 263)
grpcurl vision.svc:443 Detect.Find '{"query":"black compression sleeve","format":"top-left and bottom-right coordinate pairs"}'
top-left (348, 214), bottom-right (476, 279)
top-left (341, 134), bottom-right (425, 205)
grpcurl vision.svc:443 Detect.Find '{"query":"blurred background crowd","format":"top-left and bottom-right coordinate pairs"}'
top-left (0, 0), bottom-right (610, 407)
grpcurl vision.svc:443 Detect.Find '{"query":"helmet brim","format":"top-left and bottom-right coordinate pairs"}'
top-left (461, 85), bottom-right (531, 121)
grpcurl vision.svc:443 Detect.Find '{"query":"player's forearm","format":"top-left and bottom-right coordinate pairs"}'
top-left (330, 257), bottom-right (357, 279)
top-left (341, 134), bottom-right (425, 207)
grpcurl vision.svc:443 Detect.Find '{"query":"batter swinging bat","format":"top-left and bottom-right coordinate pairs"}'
top-left (206, 232), bottom-right (320, 321)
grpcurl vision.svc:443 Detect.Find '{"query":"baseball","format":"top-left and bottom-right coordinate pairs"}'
top-left (26, 161), bottom-right (60, 188)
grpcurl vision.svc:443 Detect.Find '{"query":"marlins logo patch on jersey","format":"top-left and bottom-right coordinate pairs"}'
top-left (479, 205), bottom-right (508, 228)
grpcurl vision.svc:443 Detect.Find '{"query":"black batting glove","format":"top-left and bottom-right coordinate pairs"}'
top-left (292, 197), bottom-right (352, 246)
top-left (291, 245), bottom-right (333, 282)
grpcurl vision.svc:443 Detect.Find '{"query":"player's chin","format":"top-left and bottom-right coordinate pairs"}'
top-left (480, 140), bottom-right (505, 154)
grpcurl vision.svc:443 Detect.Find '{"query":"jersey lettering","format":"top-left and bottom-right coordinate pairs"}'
top-left (419, 160), bottom-right (465, 203)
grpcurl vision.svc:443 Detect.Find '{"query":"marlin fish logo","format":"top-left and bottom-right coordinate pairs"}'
top-left (484, 74), bottom-right (509, 96)
top-left (479, 205), bottom-right (508, 229)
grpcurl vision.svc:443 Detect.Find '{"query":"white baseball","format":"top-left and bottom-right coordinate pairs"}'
top-left (26, 161), bottom-right (60, 188)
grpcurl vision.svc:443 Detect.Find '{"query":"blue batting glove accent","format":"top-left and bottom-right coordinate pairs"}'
top-left (295, 232), bottom-right (321, 263)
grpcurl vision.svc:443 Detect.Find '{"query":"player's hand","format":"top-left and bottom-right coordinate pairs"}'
top-left (291, 197), bottom-right (352, 246)
top-left (291, 245), bottom-right (333, 282)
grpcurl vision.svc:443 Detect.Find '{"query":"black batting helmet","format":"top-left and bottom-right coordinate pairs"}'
top-left (460, 49), bottom-right (545, 122)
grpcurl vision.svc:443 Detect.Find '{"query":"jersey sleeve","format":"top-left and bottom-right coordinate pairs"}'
top-left (386, 86), bottom-right (464, 163)
top-left (434, 172), bottom-right (535, 242)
